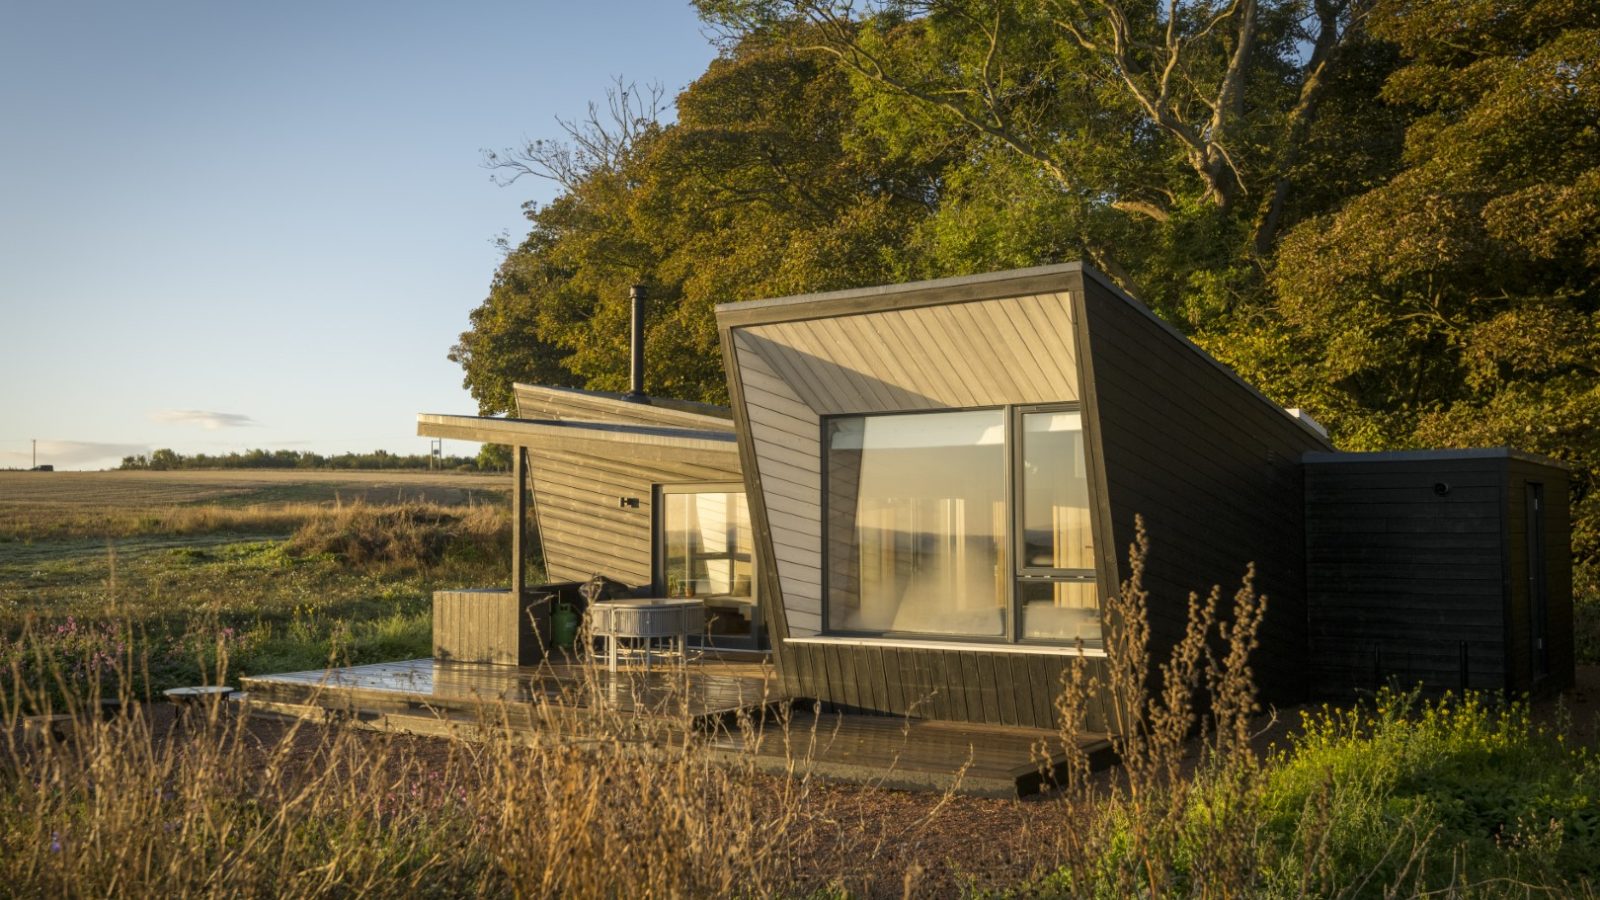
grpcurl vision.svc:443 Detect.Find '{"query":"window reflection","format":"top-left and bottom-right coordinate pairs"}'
top-left (1019, 410), bottom-right (1100, 642)
top-left (662, 491), bottom-right (753, 599)
top-left (827, 410), bottom-right (1008, 637)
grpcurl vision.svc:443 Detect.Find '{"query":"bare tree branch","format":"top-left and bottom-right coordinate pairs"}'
top-left (482, 77), bottom-right (668, 192)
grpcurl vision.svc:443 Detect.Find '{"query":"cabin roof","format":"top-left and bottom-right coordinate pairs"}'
top-left (415, 413), bottom-right (740, 465)
top-left (513, 384), bottom-right (733, 430)
top-left (714, 262), bottom-right (1088, 327)
top-left (1304, 447), bottom-right (1571, 470)
top-left (715, 262), bottom-right (1332, 448)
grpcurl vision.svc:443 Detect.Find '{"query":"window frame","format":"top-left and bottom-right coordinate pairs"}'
top-left (651, 481), bottom-right (755, 601)
top-left (819, 403), bottom-right (1101, 648)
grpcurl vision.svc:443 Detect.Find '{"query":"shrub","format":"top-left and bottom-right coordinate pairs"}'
top-left (283, 502), bottom-right (508, 573)
top-left (1038, 517), bottom-right (1598, 897)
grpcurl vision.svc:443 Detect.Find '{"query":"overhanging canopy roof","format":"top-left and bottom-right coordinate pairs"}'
top-left (416, 413), bottom-right (739, 466)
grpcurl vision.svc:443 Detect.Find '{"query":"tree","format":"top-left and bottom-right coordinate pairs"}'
top-left (695, 0), bottom-right (1387, 323)
top-left (452, 30), bottom-right (943, 407)
top-left (1251, 0), bottom-right (1600, 579)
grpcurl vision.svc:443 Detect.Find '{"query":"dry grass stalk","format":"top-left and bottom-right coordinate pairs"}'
top-left (0, 627), bottom-right (883, 898)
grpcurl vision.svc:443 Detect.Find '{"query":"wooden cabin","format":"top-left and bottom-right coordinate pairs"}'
top-left (419, 383), bottom-right (765, 652)
top-left (416, 262), bottom-right (1575, 726)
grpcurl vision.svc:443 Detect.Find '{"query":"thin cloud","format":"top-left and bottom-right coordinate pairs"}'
top-left (149, 410), bottom-right (260, 430)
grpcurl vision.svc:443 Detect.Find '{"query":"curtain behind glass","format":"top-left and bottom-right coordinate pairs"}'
top-left (827, 410), bottom-right (1007, 637)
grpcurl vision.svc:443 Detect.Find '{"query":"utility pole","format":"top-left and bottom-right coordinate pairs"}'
top-left (429, 438), bottom-right (442, 470)
top-left (32, 439), bottom-right (36, 469)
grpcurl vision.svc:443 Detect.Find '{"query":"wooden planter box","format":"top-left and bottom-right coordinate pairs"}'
top-left (432, 589), bottom-right (551, 666)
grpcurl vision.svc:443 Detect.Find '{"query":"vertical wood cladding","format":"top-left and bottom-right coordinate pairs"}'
top-left (1077, 273), bottom-right (1331, 706)
top-left (1304, 452), bottom-right (1572, 698)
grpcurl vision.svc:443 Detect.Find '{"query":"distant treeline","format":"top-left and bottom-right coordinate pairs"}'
top-left (119, 448), bottom-right (500, 472)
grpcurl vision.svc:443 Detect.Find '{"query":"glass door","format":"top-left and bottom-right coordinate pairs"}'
top-left (655, 483), bottom-right (762, 650)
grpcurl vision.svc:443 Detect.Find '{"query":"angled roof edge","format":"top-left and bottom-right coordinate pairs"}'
top-left (416, 413), bottom-right (739, 457)
top-left (513, 383), bottom-right (733, 429)
top-left (1304, 448), bottom-right (1573, 470)
top-left (1074, 266), bottom-right (1335, 450)
top-left (713, 261), bottom-right (1333, 449)
top-left (714, 262), bottom-right (1085, 328)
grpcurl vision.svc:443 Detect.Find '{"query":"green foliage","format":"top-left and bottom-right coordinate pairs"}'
top-left (1037, 691), bottom-right (1600, 896)
top-left (1239, 0), bottom-right (1600, 606)
top-left (1255, 692), bottom-right (1600, 893)
top-left (460, 0), bottom-right (1600, 633)
top-left (453, 29), bottom-right (941, 407)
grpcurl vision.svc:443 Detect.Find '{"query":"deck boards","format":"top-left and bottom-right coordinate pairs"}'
top-left (243, 658), bottom-right (778, 721)
top-left (720, 711), bottom-right (1114, 798)
top-left (241, 658), bottom-right (1114, 797)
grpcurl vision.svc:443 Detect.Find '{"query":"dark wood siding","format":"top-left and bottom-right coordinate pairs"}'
top-left (782, 642), bottom-right (1110, 730)
top-left (1077, 271), bottom-right (1329, 705)
top-left (1304, 456), bottom-right (1509, 696)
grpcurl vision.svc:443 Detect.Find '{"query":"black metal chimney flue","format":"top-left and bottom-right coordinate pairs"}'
top-left (627, 284), bottom-right (647, 401)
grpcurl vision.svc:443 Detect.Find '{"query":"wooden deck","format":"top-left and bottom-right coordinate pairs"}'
top-left (242, 657), bottom-right (779, 722)
top-left (240, 658), bottom-right (1115, 797)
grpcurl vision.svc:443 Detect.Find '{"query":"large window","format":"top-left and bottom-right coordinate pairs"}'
top-left (826, 410), bottom-right (1008, 638)
top-left (1016, 410), bottom-right (1098, 641)
top-left (825, 406), bottom-right (1100, 645)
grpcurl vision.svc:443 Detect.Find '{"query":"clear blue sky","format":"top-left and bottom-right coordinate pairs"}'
top-left (0, 1), bottom-right (719, 470)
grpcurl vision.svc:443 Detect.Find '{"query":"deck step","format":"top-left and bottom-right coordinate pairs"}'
top-left (714, 712), bottom-right (1115, 798)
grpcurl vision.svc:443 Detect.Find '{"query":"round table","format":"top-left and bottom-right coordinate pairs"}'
top-left (586, 598), bottom-right (704, 672)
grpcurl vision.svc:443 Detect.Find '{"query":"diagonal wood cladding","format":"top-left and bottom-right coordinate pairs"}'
top-left (730, 293), bottom-right (1082, 639)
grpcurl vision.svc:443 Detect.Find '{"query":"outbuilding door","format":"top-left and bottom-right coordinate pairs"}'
top-left (1526, 483), bottom-right (1550, 682)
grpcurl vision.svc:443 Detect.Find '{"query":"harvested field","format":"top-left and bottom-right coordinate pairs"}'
top-left (0, 468), bottom-right (507, 508)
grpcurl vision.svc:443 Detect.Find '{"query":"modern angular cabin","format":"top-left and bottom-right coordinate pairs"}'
top-left (414, 263), bottom-right (1575, 730)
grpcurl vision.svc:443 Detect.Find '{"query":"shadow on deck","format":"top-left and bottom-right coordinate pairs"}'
top-left (241, 659), bottom-right (1114, 798)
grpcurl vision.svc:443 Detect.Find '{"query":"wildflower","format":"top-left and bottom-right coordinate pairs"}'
top-left (48, 832), bottom-right (61, 854)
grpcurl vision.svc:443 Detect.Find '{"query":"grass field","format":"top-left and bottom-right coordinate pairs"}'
top-left (4, 472), bottom-right (1599, 896)
top-left (0, 470), bottom-right (513, 698)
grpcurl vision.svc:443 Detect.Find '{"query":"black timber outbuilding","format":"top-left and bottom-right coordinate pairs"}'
top-left (1304, 449), bottom-right (1574, 698)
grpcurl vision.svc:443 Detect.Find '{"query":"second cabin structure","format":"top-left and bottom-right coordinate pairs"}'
top-left (418, 263), bottom-right (1574, 730)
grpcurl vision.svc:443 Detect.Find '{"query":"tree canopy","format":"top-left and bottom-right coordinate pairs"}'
top-left (454, 1), bottom-right (1599, 593)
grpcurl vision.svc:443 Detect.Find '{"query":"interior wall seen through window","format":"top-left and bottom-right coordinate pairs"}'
top-left (662, 490), bottom-right (753, 599)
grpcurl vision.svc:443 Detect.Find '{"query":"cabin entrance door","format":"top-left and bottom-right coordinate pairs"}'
top-left (1526, 483), bottom-right (1550, 682)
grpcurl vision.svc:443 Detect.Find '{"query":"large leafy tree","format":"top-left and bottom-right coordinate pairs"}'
top-left (456, 0), bottom-right (1598, 614)
top-left (452, 32), bottom-right (941, 407)
top-left (695, 0), bottom-right (1391, 327)
top-left (1250, 0), bottom-right (1600, 577)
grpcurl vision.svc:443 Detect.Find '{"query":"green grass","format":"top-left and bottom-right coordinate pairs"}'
top-left (1032, 690), bottom-right (1600, 897)
top-left (0, 503), bottom-right (515, 703)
